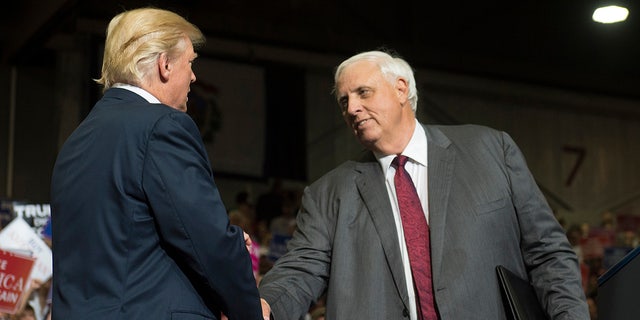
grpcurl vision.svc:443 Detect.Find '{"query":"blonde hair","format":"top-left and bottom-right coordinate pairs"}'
top-left (95, 7), bottom-right (205, 92)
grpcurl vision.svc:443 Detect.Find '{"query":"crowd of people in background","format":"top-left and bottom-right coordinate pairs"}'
top-left (560, 211), bottom-right (640, 320)
top-left (227, 180), bottom-right (304, 279)
top-left (226, 180), bottom-right (326, 320)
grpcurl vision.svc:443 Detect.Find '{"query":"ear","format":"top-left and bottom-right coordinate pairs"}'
top-left (395, 77), bottom-right (409, 104)
top-left (157, 52), bottom-right (171, 81)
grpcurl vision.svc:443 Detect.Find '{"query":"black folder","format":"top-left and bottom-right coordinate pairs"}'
top-left (496, 265), bottom-right (548, 320)
top-left (597, 245), bottom-right (640, 319)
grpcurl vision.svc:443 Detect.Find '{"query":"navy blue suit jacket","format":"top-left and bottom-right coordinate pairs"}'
top-left (51, 88), bottom-right (262, 319)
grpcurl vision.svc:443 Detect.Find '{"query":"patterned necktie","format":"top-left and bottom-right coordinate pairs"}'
top-left (392, 155), bottom-right (438, 320)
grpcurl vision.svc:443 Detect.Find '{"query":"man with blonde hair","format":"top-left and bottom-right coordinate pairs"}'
top-left (51, 7), bottom-right (265, 319)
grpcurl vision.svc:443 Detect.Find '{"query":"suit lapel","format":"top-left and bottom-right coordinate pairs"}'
top-left (354, 161), bottom-right (410, 306)
top-left (351, 124), bottom-right (455, 304)
top-left (424, 125), bottom-right (455, 287)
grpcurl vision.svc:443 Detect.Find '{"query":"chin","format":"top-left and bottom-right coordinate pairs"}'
top-left (356, 134), bottom-right (376, 147)
top-left (356, 128), bottom-right (380, 141)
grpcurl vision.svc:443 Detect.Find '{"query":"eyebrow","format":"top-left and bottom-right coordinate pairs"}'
top-left (352, 85), bottom-right (372, 93)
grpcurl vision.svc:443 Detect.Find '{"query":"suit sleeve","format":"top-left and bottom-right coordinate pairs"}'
top-left (142, 111), bottom-right (262, 320)
top-left (501, 131), bottom-right (589, 319)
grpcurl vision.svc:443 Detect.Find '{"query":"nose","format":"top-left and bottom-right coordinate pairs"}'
top-left (191, 71), bottom-right (196, 83)
top-left (345, 97), bottom-right (362, 116)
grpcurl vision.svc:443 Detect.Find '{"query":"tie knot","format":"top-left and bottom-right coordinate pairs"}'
top-left (392, 155), bottom-right (409, 168)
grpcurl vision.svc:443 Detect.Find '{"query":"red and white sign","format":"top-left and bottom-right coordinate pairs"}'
top-left (0, 249), bottom-right (35, 314)
top-left (0, 217), bottom-right (52, 282)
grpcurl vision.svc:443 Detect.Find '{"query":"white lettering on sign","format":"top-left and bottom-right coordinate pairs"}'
top-left (12, 204), bottom-right (51, 219)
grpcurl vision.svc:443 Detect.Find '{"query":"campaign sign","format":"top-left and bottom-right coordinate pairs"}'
top-left (0, 218), bottom-right (52, 282)
top-left (0, 249), bottom-right (35, 314)
top-left (11, 203), bottom-right (51, 238)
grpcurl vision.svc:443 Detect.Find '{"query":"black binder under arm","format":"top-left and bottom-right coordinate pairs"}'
top-left (496, 265), bottom-right (548, 320)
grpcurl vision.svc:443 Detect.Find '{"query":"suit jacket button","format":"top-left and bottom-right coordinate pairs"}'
top-left (403, 308), bottom-right (409, 317)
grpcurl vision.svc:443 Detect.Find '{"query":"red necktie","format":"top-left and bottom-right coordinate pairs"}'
top-left (392, 155), bottom-right (438, 320)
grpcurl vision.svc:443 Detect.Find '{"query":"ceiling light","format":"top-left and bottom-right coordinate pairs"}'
top-left (593, 5), bottom-right (629, 23)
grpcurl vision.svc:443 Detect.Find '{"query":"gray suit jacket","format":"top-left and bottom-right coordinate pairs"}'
top-left (259, 124), bottom-right (588, 319)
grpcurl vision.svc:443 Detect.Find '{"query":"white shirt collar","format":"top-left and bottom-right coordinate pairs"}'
top-left (112, 83), bottom-right (161, 104)
top-left (376, 119), bottom-right (428, 174)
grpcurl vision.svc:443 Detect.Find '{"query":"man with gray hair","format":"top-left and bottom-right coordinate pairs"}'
top-left (259, 50), bottom-right (588, 319)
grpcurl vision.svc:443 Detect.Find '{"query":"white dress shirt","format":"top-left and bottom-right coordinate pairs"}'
top-left (376, 119), bottom-right (428, 320)
top-left (112, 83), bottom-right (161, 104)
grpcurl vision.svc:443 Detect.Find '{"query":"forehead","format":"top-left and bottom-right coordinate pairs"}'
top-left (183, 40), bottom-right (196, 57)
top-left (336, 60), bottom-right (383, 92)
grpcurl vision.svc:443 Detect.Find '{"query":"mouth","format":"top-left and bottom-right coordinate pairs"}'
top-left (354, 118), bottom-right (371, 130)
